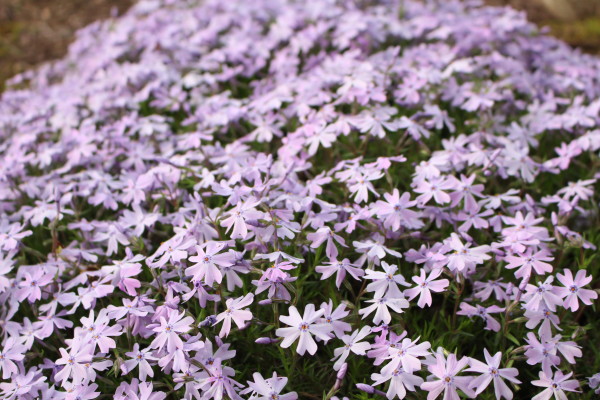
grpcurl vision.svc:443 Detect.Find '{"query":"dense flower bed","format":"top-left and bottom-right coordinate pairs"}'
top-left (1, 0), bottom-right (600, 398)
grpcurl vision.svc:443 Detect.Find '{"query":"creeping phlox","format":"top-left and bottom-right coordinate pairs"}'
top-left (1, 0), bottom-right (600, 399)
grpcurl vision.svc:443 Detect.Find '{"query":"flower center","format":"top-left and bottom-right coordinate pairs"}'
top-left (569, 285), bottom-right (578, 293)
top-left (299, 322), bottom-right (309, 331)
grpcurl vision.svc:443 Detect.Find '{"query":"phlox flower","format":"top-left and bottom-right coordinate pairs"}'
top-left (347, 171), bottom-right (384, 204)
top-left (320, 300), bottom-right (351, 338)
top-left (371, 189), bottom-right (423, 231)
top-left (353, 233), bottom-right (403, 266)
top-left (531, 371), bottom-right (579, 400)
top-left (17, 268), bottom-right (53, 302)
top-left (524, 308), bottom-right (561, 338)
top-left (276, 304), bottom-right (333, 355)
top-left (456, 302), bottom-right (504, 332)
top-left (331, 326), bottom-right (372, 371)
top-left (127, 382), bottom-right (167, 400)
top-left (79, 309), bottom-right (122, 353)
top-left (258, 261), bottom-right (296, 284)
top-left (0, 221), bottom-right (32, 251)
top-left (306, 227), bottom-right (347, 259)
top-left (315, 258), bottom-right (364, 288)
top-left (0, 369), bottom-right (46, 399)
top-left (371, 367), bottom-right (424, 400)
top-left (404, 269), bottom-right (449, 308)
top-left (198, 359), bottom-right (243, 400)
top-left (364, 261), bottom-right (409, 298)
top-left (147, 235), bottom-right (195, 268)
top-left (555, 268), bottom-right (598, 311)
top-left (381, 335), bottom-right (431, 375)
top-left (504, 249), bottom-right (553, 279)
top-left (122, 343), bottom-right (157, 381)
top-left (220, 197), bottom-right (263, 239)
top-left (473, 279), bottom-right (509, 302)
top-left (466, 349), bottom-right (520, 399)
top-left (63, 382), bottom-right (100, 400)
top-left (359, 295), bottom-right (409, 325)
top-left (420, 351), bottom-right (475, 400)
top-left (524, 332), bottom-right (560, 375)
top-left (443, 233), bottom-right (491, 273)
top-left (54, 342), bottom-right (93, 385)
top-left (252, 273), bottom-right (297, 302)
top-left (214, 293), bottom-right (254, 337)
top-left (241, 372), bottom-right (298, 400)
top-left (150, 309), bottom-right (194, 352)
top-left (414, 176), bottom-right (455, 205)
top-left (522, 276), bottom-right (563, 312)
top-left (186, 241), bottom-right (233, 286)
top-left (102, 249), bottom-right (144, 296)
top-left (0, 337), bottom-right (26, 379)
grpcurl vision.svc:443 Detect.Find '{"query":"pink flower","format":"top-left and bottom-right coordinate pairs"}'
top-left (0, 338), bottom-right (26, 379)
top-left (241, 372), bottom-right (298, 400)
top-left (371, 189), bottom-right (423, 231)
top-left (371, 367), bottom-right (424, 400)
top-left (320, 300), bottom-right (351, 338)
top-left (359, 295), bottom-right (409, 325)
top-left (531, 371), bottom-right (580, 400)
top-left (381, 335), bottom-right (431, 375)
top-left (444, 233), bottom-right (491, 273)
top-left (186, 241), bottom-right (233, 286)
top-left (364, 261), bottom-right (409, 298)
top-left (420, 351), bottom-right (475, 399)
top-left (315, 258), bottom-right (364, 288)
top-left (198, 359), bottom-right (243, 400)
top-left (150, 310), bottom-right (194, 352)
top-left (405, 269), bottom-right (449, 308)
top-left (331, 326), bottom-right (372, 371)
top-left (555, 269), bottom-right (598, 311)
top-left (276, 304), bottom-right (333, 355)
top-left (54, 342), bottom-right (93, 385)
top-left (347, 170), bottom-right (384, 204)
top-left (102, 249), bottom-right (144, 296)
top-left (473, 279), bottom-right (509, 302)
top-left (466, 349), bottom-right (520, 399)
top-left (80, 309), bottom-right (122, 353)
top-left (522, 277), bottom-right (563, 312)
top-left (414, 176), bottom-right (455, 205)
top-left (456, 303), bottom-right (504, 332)
top-left (220, 197), bottom-right (263, 239)
top-left (128, 382), bottom-right (167, 400)
top-left (214, 293), bottom-right (254, 338)
top-left (504, 249), bottom-right (553, 279)
top-left (122, 343), bottom-right (157, 382)
top-left (17, 268), bottom-right (53, 302)
top-left (306, 227), bottom-right (347, 259)
top-left (147, 235), bottom-right (195, 268)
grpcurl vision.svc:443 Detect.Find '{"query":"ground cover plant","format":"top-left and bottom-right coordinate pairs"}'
top-left (1, 0), bottom-right (600, 398)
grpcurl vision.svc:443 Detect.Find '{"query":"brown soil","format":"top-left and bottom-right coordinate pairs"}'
top-left (0, 0), bottom-right (133, 89)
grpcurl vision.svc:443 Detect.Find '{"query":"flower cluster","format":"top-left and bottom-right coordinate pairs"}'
top-left (0, 0), bottom-right (599, 399)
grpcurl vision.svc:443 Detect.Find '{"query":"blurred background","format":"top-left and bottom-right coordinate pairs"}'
top-left (1, 0), bottom-right (599, 88)
top-left (0, 0), bottom-right (133, 88)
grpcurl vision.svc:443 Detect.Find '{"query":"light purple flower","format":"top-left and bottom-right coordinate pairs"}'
top-left (275, 304), bottom-right (333, 355)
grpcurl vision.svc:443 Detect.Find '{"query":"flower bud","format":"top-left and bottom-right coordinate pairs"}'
top-left (356, 384), bottom-right (375, 394)
top-left (336, 363), bottom-right (348, 380)
top-left (255, 337), bottom-right (276, 344)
